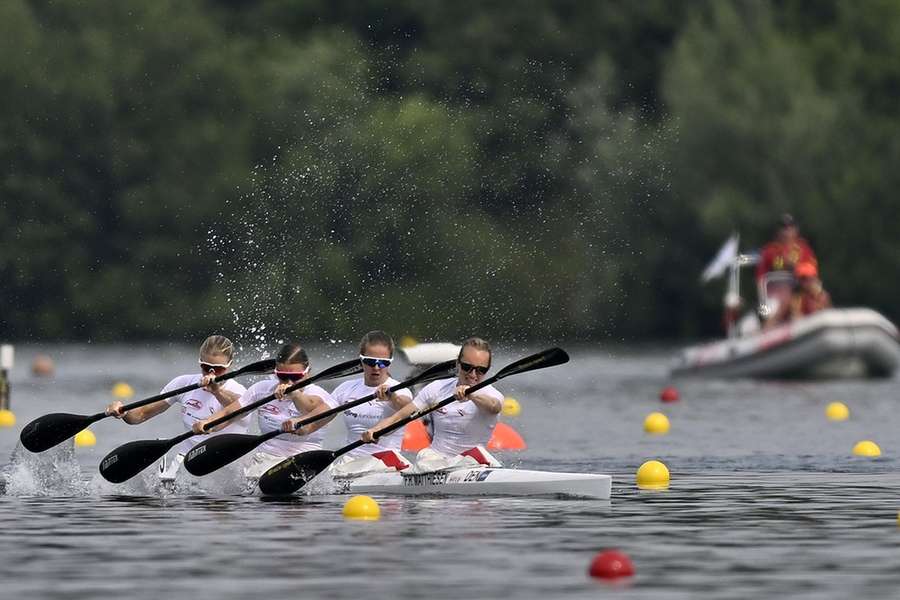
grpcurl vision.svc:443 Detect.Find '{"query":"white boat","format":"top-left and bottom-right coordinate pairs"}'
top-left (673, 236), bottom-right (900, 379)
top-left (333, 466), bottom-right (612, 499)
top-left (672, 307), bottom-right (900, 379)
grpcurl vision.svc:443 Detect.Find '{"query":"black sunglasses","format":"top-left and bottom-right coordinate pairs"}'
top-left (459, 361), bottom-right (489, 375)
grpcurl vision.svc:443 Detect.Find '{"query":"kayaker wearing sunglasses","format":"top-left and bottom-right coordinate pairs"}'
top-left (326, 331), bottom-right (414, 477)
top-left (192, 342), bottom-right (335, 479)
top-left (105, 335), bottom-right (249, 481)
top-left (362, 337), bottom-right (504, 473)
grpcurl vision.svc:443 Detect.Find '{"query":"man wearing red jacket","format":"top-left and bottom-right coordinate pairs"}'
top-left (756, 214), bottom-right (818, 282)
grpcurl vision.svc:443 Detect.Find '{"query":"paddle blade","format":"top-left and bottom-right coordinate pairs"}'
top-left (495, 347), bottom-right (569, 380)
top-left (183, 433), bottom-right (262, 476)
top-left (99, 439), bottom-right (174, 483)
top-left (20, 413), bottom-right (99, 453)
top-left (312, 358), bottom-right (364, 382)
top-left (257, 450), bottom-right (336, 496)
top-left (229, 358), bottom-right (277, 377)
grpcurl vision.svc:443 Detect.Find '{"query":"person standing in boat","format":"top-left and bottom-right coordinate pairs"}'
top-left (104, 335), bottom-right (249, 481)
top-left (191, 342), bottom-right (335, 480)
top-left (362, 337), bottom-right (504, 473)
top-left (324, 330), bottom-right (414, 477)
top-left (756, 214), bottom-right (818, 282)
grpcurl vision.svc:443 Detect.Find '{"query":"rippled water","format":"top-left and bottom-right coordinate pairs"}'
top-left (2, 343), bottom-right (899, 599)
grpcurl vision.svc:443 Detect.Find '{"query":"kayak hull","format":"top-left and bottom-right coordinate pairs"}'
top-left (335, 467), bottom-right (612, 499)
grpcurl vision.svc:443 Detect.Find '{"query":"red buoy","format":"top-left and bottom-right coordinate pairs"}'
top-left (659, 386), bottom-right (679, 403)
top-left (588, 550), bottom-right (635, 579)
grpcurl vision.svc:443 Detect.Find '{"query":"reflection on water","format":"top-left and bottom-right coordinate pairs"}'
top-left (2, 344), bottom-right (900, 598)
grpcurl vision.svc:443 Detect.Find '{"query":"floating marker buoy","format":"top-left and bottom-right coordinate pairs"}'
top-left (111, 382), bottom-right (134, 399)
top-left (852, 440), bottom-right (881, 457)
top-left (74, 428), bottom-right (96, 447)
top-left (825, 402), bottom-right (849, 422)
top-left (343, 495), bottom-right (380, 520)
top-left (487, 422), bottom-right (526, 451)
top-left (0, 409), bottom-right (15, 428)
top-left (501, 397), bottom-right (521, 417)
top-left (31, 354), bottom-right (55, 377)
top-left (636, 460), bottom-right (670, 489)
top-left (588, 550), bottom-right (635, 579)
top-left (659, 386), bottom-right (679, 403)
top-left (643, 412), bottom-right (670, 435)
top-left (399, 336), bottom-right (418, 348)
top-left (401, 420), bottom-right (431, 451)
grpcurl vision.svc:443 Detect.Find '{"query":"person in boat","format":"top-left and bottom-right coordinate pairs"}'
top-left (362, 337), bottom-right (504, 473)
top-left (756, 213), bottom-right (818, 282)
top-left (325, 330), bottom-right (414, 477)
top-left (192, 342), bottom-right (336, 480)
top-left (765, 261), bottom-right (832, 328)
top-left (104, 335), bottom-right (249, 481)
top-left (789, 261), bottom-right (832, 319)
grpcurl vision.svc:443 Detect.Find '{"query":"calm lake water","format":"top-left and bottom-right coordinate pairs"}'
top-left (2, 343), bottom-right (899, 599)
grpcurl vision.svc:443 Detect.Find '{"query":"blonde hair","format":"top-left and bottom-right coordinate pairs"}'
top-left (199, 335), bottom-right (235, 361)
top-left (458, 337), bottom-right (492, 367)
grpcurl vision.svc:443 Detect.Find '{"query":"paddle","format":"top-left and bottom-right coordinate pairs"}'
top-left (18, 358), bottom-right (277, 453)
top-left (258, 347), bottom-right (569, 496)
top-left (183, 359), bottom-right (458, 476)
top-left (98, 358), bottom-right (362, 484)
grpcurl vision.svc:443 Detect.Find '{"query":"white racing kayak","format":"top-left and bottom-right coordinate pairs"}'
top-left (334, 467), bottom-right (612, 499)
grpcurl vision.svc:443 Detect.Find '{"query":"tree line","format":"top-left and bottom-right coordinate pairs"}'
top-left (2, 0), bottom-right (899, 344)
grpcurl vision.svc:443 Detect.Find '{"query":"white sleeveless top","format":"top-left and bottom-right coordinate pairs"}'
top-left (238, 378), bottom-right (336, 457)
top-left (331, 377), bottom-right (412, 458)
top-left (162, 374), bottom-right (249, 454)
top-left (412, 377), bottom-right (503, 456)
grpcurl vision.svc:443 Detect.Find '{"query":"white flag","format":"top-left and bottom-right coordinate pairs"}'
top-left (701, 234), bottom-right (739, 283)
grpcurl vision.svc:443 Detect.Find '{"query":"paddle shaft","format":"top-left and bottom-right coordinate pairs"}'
top-left (114, 358), bottom-right (277, 417)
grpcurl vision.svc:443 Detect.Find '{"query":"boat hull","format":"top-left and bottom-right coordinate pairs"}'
top-left (336, 468), bottom-right (612, 499)
top-left (672, 308), bottom-right (900, 379)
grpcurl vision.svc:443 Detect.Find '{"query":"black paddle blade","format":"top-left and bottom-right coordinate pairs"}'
top-left (99, 439), bottom-right (174, 483)
top-left (495, 347), bottom-right (570, 379)
top-left (257, 450), bottom-right (336, 496)
top-left (183, 433), bottom-right (262, 476)
top-left (20, 413), bottom-right (99, 453)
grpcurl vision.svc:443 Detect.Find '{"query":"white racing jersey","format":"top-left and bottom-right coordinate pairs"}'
top-left (238, 378), bottom-right (336, 457)
top-left (331, 377), bottom-right (412, 458)
top-left (412, 377), bottom-right (503, 457)
top-left (162, 374), bottom-right (249, 454)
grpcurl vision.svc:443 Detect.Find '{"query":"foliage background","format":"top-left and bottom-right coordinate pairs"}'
top-left (2, 0), bottom-right (898, 344)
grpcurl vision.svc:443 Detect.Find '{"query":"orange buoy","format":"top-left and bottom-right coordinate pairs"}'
top-left (401, 420), bottom-right (431, 451)
top-left (588, 550), bottom-right (635, 579)
top-left (659, 386), bottom-right (679, 403)
top-left (487, 422), bottom-right (526, 451)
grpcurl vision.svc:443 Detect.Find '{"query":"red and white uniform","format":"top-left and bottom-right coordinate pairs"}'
top-left (162, 375), bottom-right (249, 455)
top-left (238, 378), bottom-right (336, 457)
top-left (412, 377), bottom-right (503, 457)
top-left (332, 377), bottom-right (412, 459)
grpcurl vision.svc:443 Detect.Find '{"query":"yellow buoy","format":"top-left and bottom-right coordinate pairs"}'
top-left (852, 440), bottom-right (881, 457)
top-left (643, 412), bottom-right (670, 435)
top-left (74, 428), bottom-right (97, 447)
top-left (825, 402), bottom-right (849, 422)
top-left (0, 409), bottom-right (16, 428)
top-left (399, 336), bottom-right (418, 349)
top-left (502, 397), bottom-right (521, 417)
top-left (342, 495), bottom-right (381, 520)
top-left (636, 460), bottom-right (670, 489)
top-left (111, 382), bottom-right (134, 399)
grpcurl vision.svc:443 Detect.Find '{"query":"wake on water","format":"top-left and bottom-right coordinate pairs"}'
top-left (1, 442), bottom-right (340, 498)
